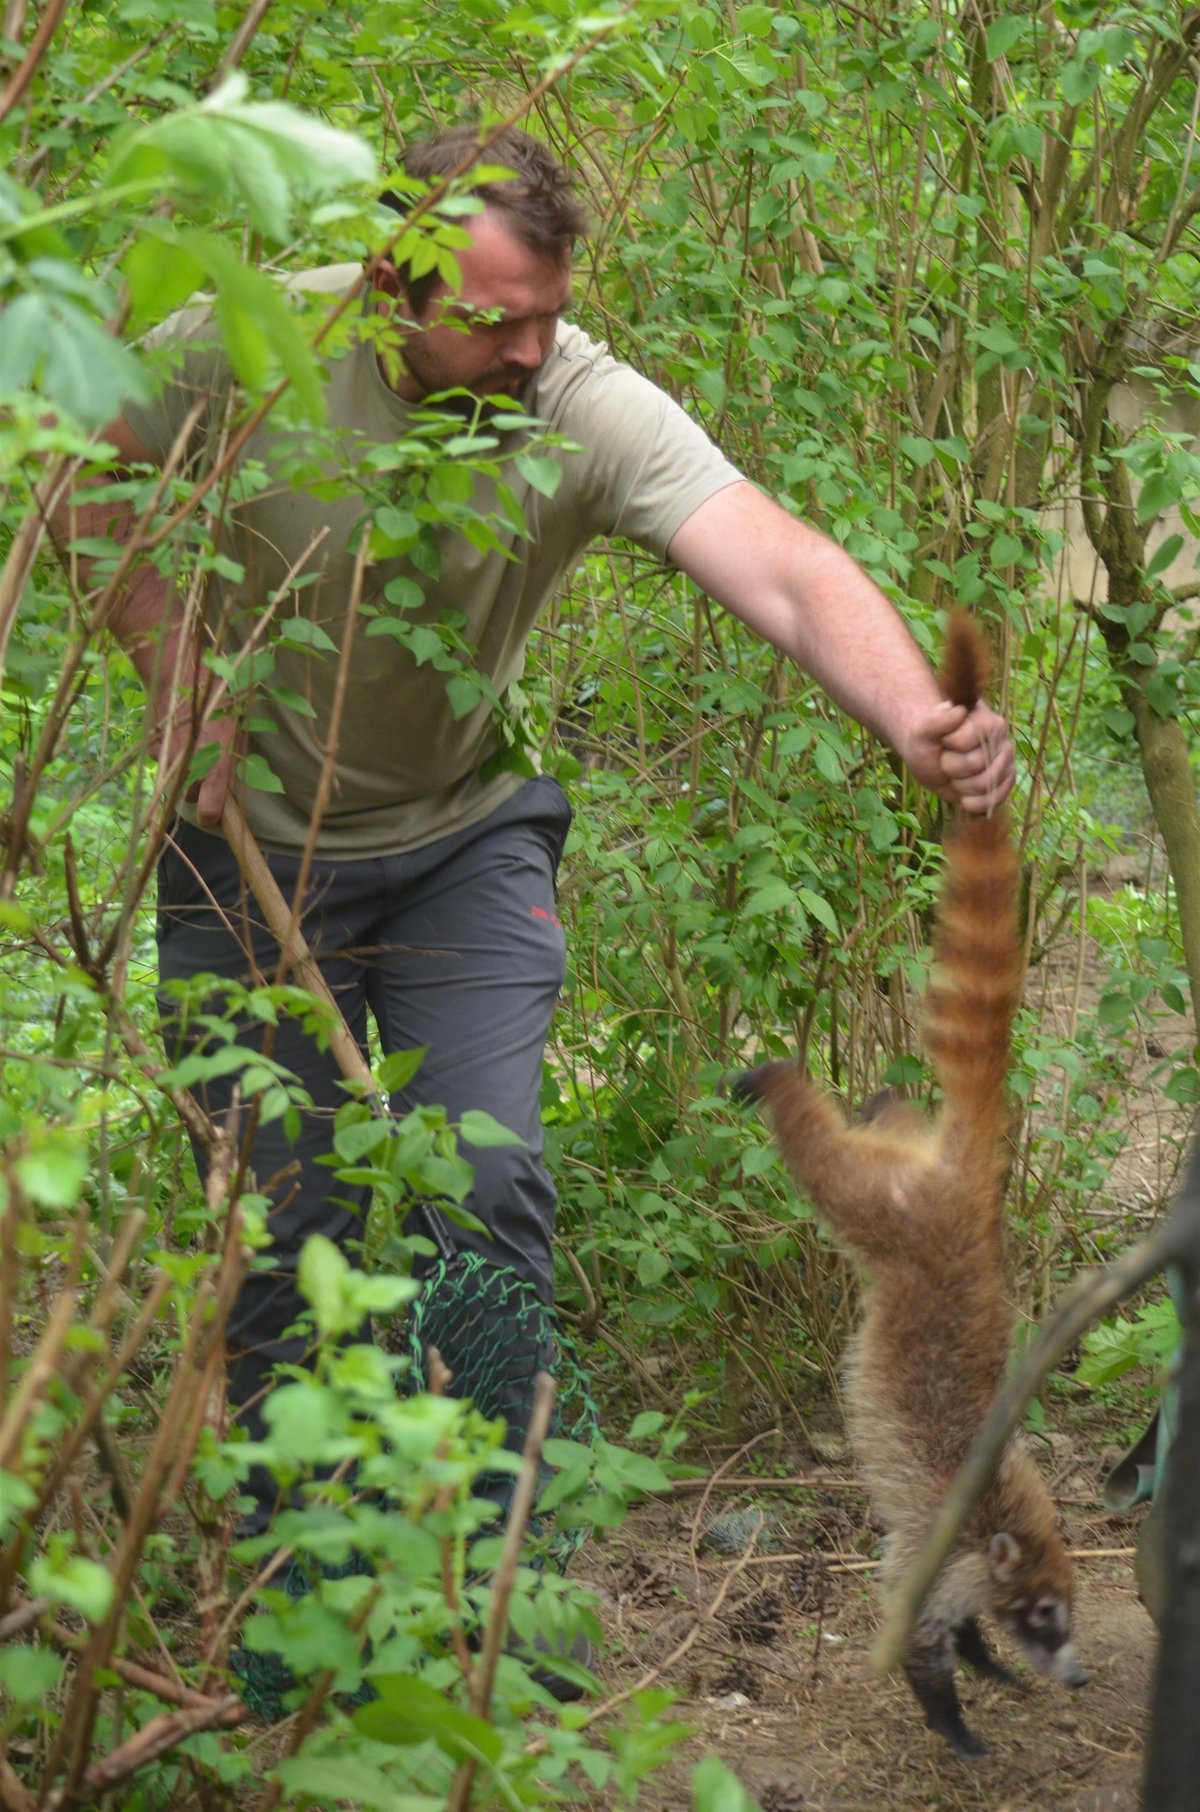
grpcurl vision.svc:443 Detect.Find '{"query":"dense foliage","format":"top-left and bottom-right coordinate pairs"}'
top-left (1, 0), bottom-right (1198, 1805)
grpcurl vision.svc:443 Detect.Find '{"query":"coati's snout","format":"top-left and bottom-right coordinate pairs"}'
top-left (988, 1532), bottom-right (1088, 1689)
top-left (1016, 1604), bottom-right (1089, 1688)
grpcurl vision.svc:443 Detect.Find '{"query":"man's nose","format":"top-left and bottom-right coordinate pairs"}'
top-left (500, 321), bottom-right (546, 368)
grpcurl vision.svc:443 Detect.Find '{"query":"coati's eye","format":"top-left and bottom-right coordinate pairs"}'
top-left (1028, 1596), bottom-right (1063, 1631)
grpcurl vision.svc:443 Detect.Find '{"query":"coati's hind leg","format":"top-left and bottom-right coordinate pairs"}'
top-left (904, 1641), bottom-right (990, 1760)
top-left (954, 1618), bottom-right (1030, 1694)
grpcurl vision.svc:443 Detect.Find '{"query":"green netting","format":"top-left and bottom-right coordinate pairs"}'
top-left (405, 1250), bottom-right (600, 1564)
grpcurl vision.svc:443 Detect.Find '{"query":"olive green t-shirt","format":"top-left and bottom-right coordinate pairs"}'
top-left (124, 264), bottom-right (743, 856)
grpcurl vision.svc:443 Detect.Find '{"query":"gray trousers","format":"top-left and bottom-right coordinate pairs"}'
top-left (156, 775), bottom-right (572, 1527)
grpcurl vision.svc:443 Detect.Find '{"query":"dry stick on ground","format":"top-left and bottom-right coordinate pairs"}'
top-left (685, 1429), bottom-right (781, 1584)
top-left (670, 1473), bottom-right (859, 1495)
top-left (873, 1136), bottom-right (1200, 1674)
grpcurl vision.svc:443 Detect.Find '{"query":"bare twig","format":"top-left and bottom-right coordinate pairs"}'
top-left (686, 1429), bottom-right (781, 1594)
top-left (473, 1371), bottom-right (557, 1719)
top-left (212, 0), bottom-right (274, 82)
top-left (0, 1273), bottom-right (78, 1470)
top-left (447, 1371), bottom-right (557, 1812)
top-left (0, 0), bottom-right (70, 125)
top-left (76, 1696), bottom-right (245, 1796)
top-left (219, 798), bottom-right (379, 1100)
top-left (0, 1757), bottom-right (34, 1812)
top-left (670, 1472), bottom-right (857, 1495)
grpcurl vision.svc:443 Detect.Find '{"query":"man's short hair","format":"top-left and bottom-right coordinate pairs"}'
top-left (385, 123), bottom-right (588, 313)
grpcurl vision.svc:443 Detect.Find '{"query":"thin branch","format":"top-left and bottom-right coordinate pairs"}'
top-left (0, 1757), bottom-right (34, 1812)
top-left (76, 1696), bottom-right (245, 1796)
top-left (447, 1371), bottom-right (557, 1812)
top-left (0, 0), bottom-right (70, 126)
top-left (212, 0), bottom-right (274, 83)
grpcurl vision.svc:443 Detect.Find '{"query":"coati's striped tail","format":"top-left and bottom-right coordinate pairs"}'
top-left (922, 613), bottom-right (1021, 1185)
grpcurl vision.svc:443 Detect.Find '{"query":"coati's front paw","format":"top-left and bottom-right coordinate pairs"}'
top-left (905, 1663), bottom-right (992, 1762)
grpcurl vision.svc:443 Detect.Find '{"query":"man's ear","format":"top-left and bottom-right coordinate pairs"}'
top-left (369, 257), bottom-right (406, 303)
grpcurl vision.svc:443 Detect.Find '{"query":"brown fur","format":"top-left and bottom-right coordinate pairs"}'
top-left (738, 613), bottom-right (1083, 1758)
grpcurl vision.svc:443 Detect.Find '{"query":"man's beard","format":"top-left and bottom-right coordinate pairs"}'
top-left (401, 343), bottom-right (535, 418)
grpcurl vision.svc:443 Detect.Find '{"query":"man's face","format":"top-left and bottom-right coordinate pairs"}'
top-left (383, 207), bottom-right (573, 405)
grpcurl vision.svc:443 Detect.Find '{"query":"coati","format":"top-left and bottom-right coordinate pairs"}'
top-left (737, 612), bottom-right (1086, 1759)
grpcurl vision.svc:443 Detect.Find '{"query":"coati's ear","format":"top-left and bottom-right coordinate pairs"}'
top-left (986, 1532), bottom-right (1022, 1581)
top-left (728, 1061), bottom-right (794, 1106)
top-left (859, 1089), bottom-right (926, 1137)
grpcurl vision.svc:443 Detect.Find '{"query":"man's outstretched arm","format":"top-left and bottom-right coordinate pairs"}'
top-left (666, 480), bottom-right (1014, 814)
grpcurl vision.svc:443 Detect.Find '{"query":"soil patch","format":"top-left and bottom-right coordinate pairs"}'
top-left (575, 1470), bottom-right (1155, 1811)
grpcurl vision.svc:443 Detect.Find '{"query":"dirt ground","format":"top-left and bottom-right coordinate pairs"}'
top-left (577, 1476), bottom-right (1153, 1812)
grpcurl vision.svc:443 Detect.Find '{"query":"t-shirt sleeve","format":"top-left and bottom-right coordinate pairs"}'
top-left (122, 303), bottom-right (231, 466)
top-left (552, 344), bottom-right (745, 560)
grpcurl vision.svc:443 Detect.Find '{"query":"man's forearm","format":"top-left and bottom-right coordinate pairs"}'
top-left (666, 480), bottom-right (1015, 809)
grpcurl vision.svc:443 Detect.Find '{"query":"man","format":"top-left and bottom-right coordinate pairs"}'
top-left (72, 123), bottom-right (1013, 1588)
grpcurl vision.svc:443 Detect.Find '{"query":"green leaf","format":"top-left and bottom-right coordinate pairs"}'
top-left (683, 8), bottom-right (717, 50)
top-left (178, 229), bottom-right (325, 420)
top-left (812, 737), bottom-right (844, 783)
top-left (29, 1553), bottom-right (114, 1624)
top-left (743, 878), bottom-right (796, 919)
top-left (1136, 471), bottom-right (1178, 524)
top-left (797, 888), bottom-right (838, 935)
top-left (377, 1046), bottom-right (427, 1091)
top-left (514, 452), bottom-right (563, 498)
top-left (123, 232), bottom-right (207, 329)
top-left (26, 297), bottom-right (153, 429)
top-left (975, 324), bottom-right (1023, 357)
top-left (637, 1247), bottom-right (670, 1286)
top-left (297, 1232), bottom-right (350, 1337)
top-left (354, 1675), bottom-right (504, 1763)
top-left (0, 1645), bottom-right (63, 1704)
top-left (692, 1755), bottom-right (763, 1812)
top-left (0, 292), bottom-right (48, 391)
top-left (273, 1759), bottom-right (439, 1812)
top-left (15, 1143), bottom-right (87, 1209)
top-left (109, 74), bottom-right (376, 245)
top-left (898, 434), bottom-right (935, 467)
top-left (1164, 1065), bottom-right (1200, 1105)
top-left (1061, 56), bottom-right (1102, 107)
top-left (458, 1109), bottom-right (524, 1148)
top-left (991, 533), bottom-right (1025, 565)
top-left (333, 1117), bottom-right (392, 1163)
top-left (278, 616), bottom-right (338, 653)
top-left (0, 1469), bottom-right (38, 1541)
top-left (599, 1442), bottom-right (671, 1494)
top-left (445, 673), bottom-right (483, 718)
top-left (986, 15), bottom-right (1027, 60)
top-left (1146, 534), bottom-right (1184, 578)
top-left (238, 751), bottom-right (286, 794)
